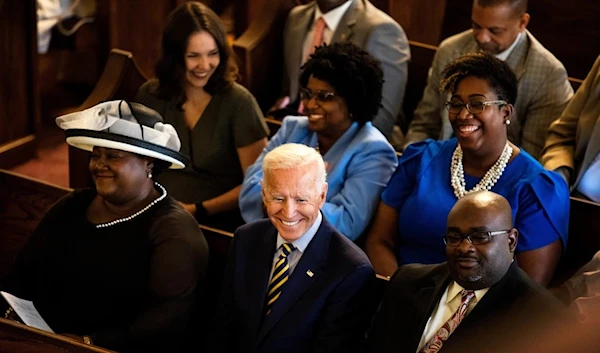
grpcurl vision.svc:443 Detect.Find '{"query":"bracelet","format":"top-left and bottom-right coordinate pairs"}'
top-left (4, 307), bottom-right (14, 319)
top-left (83, 335), bottom-right (93, 345)
top-left (194, 202), bottom-right (209, 223)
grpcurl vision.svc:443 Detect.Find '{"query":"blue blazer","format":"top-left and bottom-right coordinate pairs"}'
top-left (212, 217), bottom-right (376, 353)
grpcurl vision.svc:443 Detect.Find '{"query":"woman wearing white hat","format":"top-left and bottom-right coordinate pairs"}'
top-left (1, 100), bottom-right (208, 352)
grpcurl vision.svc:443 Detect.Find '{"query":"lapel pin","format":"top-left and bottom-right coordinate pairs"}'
top-left (306, 270), bottom-right (314, 277)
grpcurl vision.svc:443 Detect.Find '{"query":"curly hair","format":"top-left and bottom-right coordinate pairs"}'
top-left (298, 42), bottom-right (384, 124)
top-left (440, 52), bottom-right (518, 105)
top-left (154, 2), bottom-right (238, 108)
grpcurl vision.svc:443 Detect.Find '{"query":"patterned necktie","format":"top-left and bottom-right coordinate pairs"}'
top-left (305, 17), bottom-right (326, 63)
top-left (420, 289), bottom-right (476, 353)
top-left (265, 243), bottom-right (296, 315)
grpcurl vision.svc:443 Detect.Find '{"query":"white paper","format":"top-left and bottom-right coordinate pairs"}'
top-left (1, 291), bottom-right (54, 333)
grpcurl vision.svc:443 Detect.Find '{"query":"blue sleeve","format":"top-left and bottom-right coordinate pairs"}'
top-left (321, 140), bottom-right (398, 240)
top-left (381, 140), bottom-right (431, 209)
top-left (514, 170), bottom-right (570, 252)
top-left (239, 117), bottom-right (295, 223)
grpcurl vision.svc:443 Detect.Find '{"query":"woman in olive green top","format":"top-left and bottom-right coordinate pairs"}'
top-left (136, 2), bottom-right (268, 231)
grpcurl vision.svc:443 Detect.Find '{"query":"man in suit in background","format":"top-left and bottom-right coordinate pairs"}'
top-left (211, 143), bottom-right (375, 353)
top-left (541, 55), bottom-right (600, 203)
top-left (402, 0), bottom-right (573, 160)
top-left (372, 191), bottom-right (579, 353)
top-left (273, 0), bottom-right (410, 141)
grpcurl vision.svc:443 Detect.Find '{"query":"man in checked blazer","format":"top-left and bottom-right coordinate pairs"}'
top-left (402, 0), bottom-right (573, 160)
top-left (277, 0), bottom-right (410, 139)
top-left (371, 191), bottom-right (580, 353)
top-left (541, 55), bottom-right (600, 203)
top-left (211, 143), bottom-right (375, 353)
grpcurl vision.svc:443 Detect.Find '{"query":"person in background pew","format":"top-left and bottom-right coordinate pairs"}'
top-left (365, 53), bottom-right (570, 286)
top-left (211, 143), bottom-right (376, 353)
top-left (402, 0), bottom-right (573, 160)
top-left (371, 191), bottom-right (581, 353)
top-left (271, 0), bottom-right (410, 142)
top-left (240, 42), bottom-right (398, 241)
top-left (1, 101), bottom-right (209, 353)
top-left (136, 1), bottom-right (269, 232)
top-left (541, 55), bottom-right (600, 203)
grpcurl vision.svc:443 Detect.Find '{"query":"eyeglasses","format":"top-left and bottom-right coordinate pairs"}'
top-left (299, 88), bottom-right (337, 103)
top-left (443, 230), bottom-right (512, 246)
top-left (445, 100), bottom-right (507, 114)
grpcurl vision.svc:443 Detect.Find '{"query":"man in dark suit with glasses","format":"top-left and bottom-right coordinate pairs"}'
top-left (371, 190), bottom-right (580, 353)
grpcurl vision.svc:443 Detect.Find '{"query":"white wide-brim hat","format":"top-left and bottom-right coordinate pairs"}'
top-left (56, 100), bottom-right (188, 168)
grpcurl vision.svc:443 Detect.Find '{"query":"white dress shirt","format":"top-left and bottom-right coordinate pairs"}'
top-left (495, 31), bottom-right (523, 61)
top-left (301, 0), bottom-right (354, 63)
top-left (417, 281), bottom-right (490, 352)
top-left (269, 212), bottom-right (322, 280)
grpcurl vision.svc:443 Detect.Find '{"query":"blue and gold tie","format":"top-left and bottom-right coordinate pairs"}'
top-left (266, 243), bottom-right (296, 315)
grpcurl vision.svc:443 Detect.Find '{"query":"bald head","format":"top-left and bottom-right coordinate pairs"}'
top-left (448, 191), bottom-right (513, 229)
top-left (446, 191), bottom-right (518, 290)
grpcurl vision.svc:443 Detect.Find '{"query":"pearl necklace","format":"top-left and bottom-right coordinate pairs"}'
top-left (95, 182), bottom-right (167, 228)
top-left (450, 143), bottom-right (512, 198)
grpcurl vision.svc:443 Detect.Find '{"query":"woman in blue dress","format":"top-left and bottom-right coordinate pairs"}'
top-left (365, 52), bottom-right (570, 286)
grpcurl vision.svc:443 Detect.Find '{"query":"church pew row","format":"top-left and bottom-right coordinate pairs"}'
top-left (0, 317), bottom-right (115, 353)
top-left (1, 168), bottom-right (599, 291)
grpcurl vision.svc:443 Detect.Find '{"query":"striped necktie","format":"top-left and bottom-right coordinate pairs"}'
top-left (266, 243), bottom-right (296, 316)
top-left (420, 289), bottom-right (476, 353)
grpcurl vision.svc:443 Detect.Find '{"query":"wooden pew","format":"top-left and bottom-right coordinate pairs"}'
top-left (0, 318), bottom-right (115, 353)
top-left (0, 170), bottom-right (70, 286)
top-left (68, 49), bottom-right (149, 189)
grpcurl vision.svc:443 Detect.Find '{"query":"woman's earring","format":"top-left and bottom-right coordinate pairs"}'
top-left (505, 119), bottom-right (511, 125)
top-left (148, 171), bottom-right (153, 179)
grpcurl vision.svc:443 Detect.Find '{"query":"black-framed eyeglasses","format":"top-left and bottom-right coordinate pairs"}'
top-left (445, 100), bottom-right (507, 114)
top-left (443, 230), bottom-right (512, 246)
top-left (299, 88), bottom-right (337, 103)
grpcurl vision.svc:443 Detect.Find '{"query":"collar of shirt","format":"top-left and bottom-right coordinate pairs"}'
top-left (446, 281), bottom-right (490, 307)
top-left (313, 0), bottom-right (353, 37)
top-left (495, 31), bottom-right (523, 61)
top-left (276, 211), bottom-right (323, 254)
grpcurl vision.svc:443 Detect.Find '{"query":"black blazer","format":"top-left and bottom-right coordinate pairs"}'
top-left (211, 216), bottom-right (376, 353)
top-left (372, 262), bottom-right (580, 353)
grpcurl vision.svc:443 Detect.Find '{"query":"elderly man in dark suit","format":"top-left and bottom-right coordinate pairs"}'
top-left (372, 191), bottom-right (579, 353)
top-left (273, 0), bottom-right (410, 140)
top-left (211, 143), bottom-right (375, 353)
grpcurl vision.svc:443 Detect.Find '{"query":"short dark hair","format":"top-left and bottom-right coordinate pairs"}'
top-left (440, 52), bottom-right (518, 105)
top-left (475, 0), bottom-right (528, 17)
top-left (154, 2), bottom-right (238, 108)
top-left (298, 42), bottom-right (384, 124)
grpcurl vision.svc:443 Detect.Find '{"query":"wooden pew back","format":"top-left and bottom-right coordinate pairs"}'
top-left (0, 170), bottom-right (70, 286)
top-left (0, 318), bottom-right (115, 353)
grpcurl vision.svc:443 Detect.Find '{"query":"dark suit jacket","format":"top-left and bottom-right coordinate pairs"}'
top-left (372, 262), bottom-right (580, 353)
top-left (212, 217), bottom-right (376, 353)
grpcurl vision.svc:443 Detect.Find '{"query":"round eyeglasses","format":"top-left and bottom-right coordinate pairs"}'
top-left (445, 100), bottom-right (508, 114)
top-left (299, 88), bottom-right (337, 103)
top-left (443, 230), bottom-right (512, 246)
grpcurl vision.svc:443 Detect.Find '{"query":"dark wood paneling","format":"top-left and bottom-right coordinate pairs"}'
top-left (389, 0), bottom-right (447, 45)
top-left (0, 0), bottom-right (40, 168)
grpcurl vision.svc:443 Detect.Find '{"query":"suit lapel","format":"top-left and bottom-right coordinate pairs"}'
top-left (505, 31), bottom-right (529, 80)
top-left (407, 268), bottom-right (452, 352)
top-left (331, 0), bottom-right (361, 43)
top-left (245, 225), bottom-right (278, 339)
top-left (257, 217), bottom-right (333, 342)
top-left (287, 3), bottom-right (315, 97)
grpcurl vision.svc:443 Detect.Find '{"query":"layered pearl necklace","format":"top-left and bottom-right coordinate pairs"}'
top-left (95, 182), bottom-right (167, 228)
top-left (450, 143), bottom-right (512, 198)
